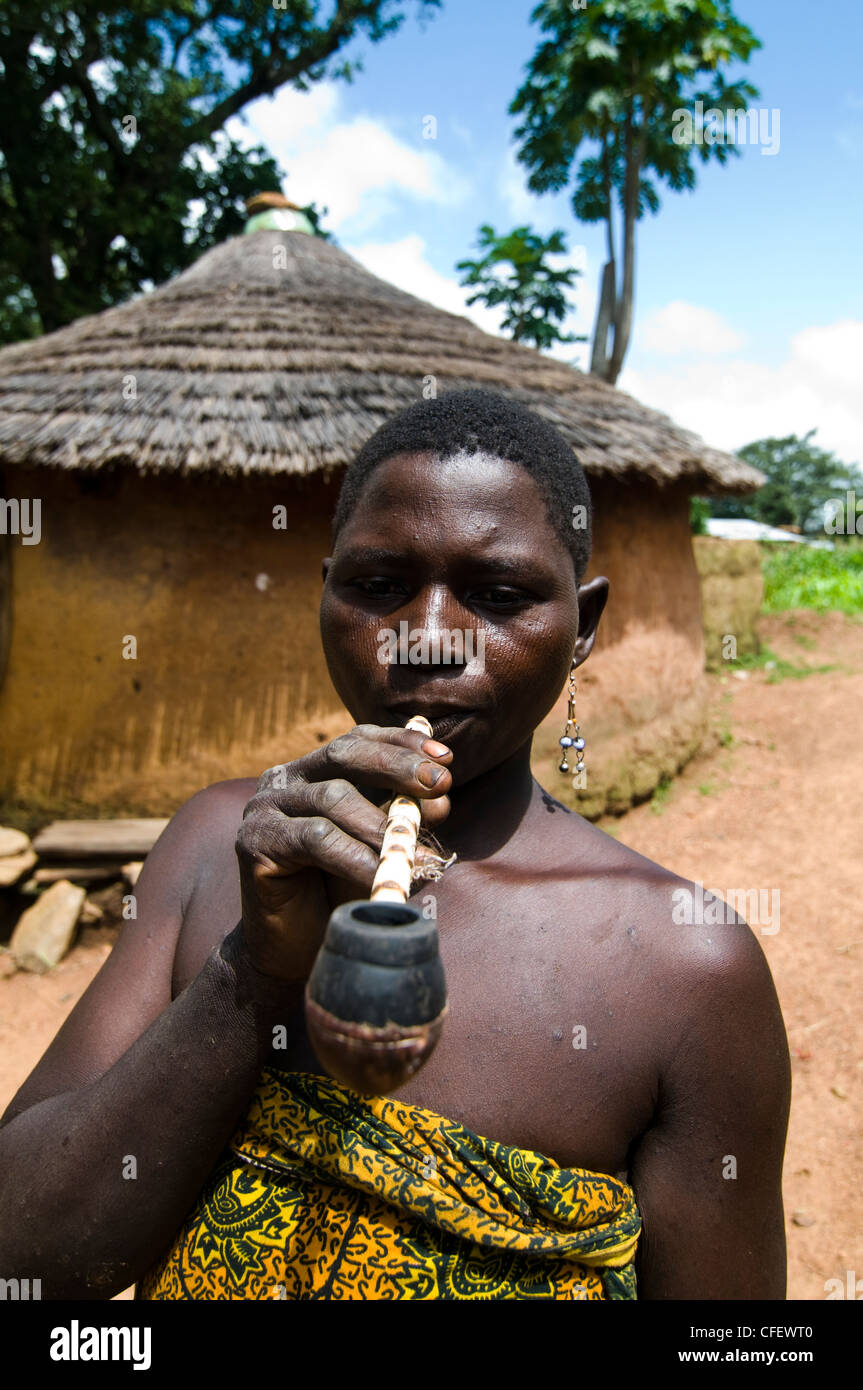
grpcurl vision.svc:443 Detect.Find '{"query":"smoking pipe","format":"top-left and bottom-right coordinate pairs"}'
top-left (304, 715), bottom-right (448, 1095)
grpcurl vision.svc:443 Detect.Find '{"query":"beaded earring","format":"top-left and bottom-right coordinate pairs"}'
top-left (558, 659), bottom-right (585, 776)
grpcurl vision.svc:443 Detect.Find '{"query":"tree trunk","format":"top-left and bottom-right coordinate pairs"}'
top-left (607, 106), bottom-right (644, 386)
top-left (589, 135), bottom-right (617, 380)
top-left (589, 259), bottom-right (616, 376)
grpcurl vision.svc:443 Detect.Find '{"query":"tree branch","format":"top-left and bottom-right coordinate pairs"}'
top-left (185, 6), bottom-right (359, 148)
top-left (63, 56), bottom-right (127, 162)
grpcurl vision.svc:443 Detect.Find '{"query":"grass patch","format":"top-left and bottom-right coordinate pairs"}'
top-left (762, 542), bottom-right (863, 616)
top-left (650, 775), bottom-right (672, 815)
top-left (732, 646), bottom-right (837, 683)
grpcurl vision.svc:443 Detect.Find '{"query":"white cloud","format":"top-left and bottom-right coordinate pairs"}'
top-left (790, 321), bottom-right (863, 389)
top-left (229, 86), bottom-right (593, 360)
top-left (347, 234), bottom-right (600, 371)
top-left (228, 83), bottom-right (467, 234)
top-left (498, 146), bottom-right (560, 230)
top-left (640, 300), bottom-right (744, 356)
top-left (544, 244), bottom-right (595, 370)
top-left (345, 233), bottom-right (505, 335)
top-left (499, 146), bottom-right (538, 223)
top-left (620, 319), bottom-right (863, 466)
top-left (246, 81), bottom-right (339, 138)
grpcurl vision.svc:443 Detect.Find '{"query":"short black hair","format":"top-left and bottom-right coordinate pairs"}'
top-left (332, 388), bottom-right (592, 583)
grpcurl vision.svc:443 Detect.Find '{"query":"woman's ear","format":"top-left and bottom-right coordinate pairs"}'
top-left (572, 576), bottom-right (609, 666)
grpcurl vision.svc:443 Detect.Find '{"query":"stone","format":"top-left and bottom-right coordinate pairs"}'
top-left (32, 819), bottom-right (168, 860)
top-left (791, 1210), bottom-right (816, 1228)
top-left (0, 827), bottom-right (31, 857)
top-left (0, 849), bottom-right (37, 887)
top-left (10, 880), bottom-right (87, 973)
top-left (33, 864), bottom-right (120, 885)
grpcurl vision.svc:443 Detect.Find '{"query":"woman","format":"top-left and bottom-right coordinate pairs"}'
top-left (0, 389), bottom-right (790, 1300)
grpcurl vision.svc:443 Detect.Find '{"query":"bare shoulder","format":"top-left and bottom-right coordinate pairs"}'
top-left (569, 817), bottom-right (790, 1180)
top-left (176, 775), bottom-right (258, 832)
top-left (605, 846), bottom-right (791, 1298)
top-left (560, 810), bottom-right (786, 1056)
top-left (133, 774), bottom-right (254, 869)
top-left (164, 776), bottom-right (258, 957)
top-left (177, 776), bottom-right (258, 849)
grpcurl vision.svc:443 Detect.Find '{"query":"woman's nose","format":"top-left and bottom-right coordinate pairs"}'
top-left (402, 586), bottom-right (457, 633)
top-left (399, 588), bottom-right (482, 668)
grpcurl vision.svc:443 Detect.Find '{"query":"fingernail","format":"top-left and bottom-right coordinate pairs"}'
top-left (422, 739), bottom-right (451, 758)
top-left (418, 762), bottom-right (447, 787)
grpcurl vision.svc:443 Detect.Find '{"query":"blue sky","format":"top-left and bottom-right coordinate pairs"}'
top-left (227, 0), bottom-right (863, 466)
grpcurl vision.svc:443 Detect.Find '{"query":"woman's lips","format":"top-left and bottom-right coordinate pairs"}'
top-left (422, 710), bottom-right (476, 741)
top-left (384, 707), bottom-right (478, 740)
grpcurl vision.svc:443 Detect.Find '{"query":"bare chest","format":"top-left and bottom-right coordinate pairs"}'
top-left (173, 860), bottom-right (659, 1176)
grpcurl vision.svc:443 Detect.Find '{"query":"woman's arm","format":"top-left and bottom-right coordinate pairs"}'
top-left (0, 785), bottom-right (297, 1300)
top-left (630, 914), bottom-right (791, 1300)
top-left (0, 729), bottom-right (452, 1300)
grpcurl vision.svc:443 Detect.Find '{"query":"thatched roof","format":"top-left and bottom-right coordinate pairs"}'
top-left (0, 230), bottom-right (761, 494)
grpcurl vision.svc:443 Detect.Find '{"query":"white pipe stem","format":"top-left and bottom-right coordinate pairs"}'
top-left (370, 715), bottom-right (432, 904)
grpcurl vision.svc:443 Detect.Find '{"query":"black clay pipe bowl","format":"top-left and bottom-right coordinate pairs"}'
top-left (304, 900), bottom-right (447, 1095)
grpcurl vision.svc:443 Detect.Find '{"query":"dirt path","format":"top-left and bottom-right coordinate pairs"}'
top-left (597, 609), bottom-right (863, 1301)
top-left (1, 609), bottom-right (860, 1301)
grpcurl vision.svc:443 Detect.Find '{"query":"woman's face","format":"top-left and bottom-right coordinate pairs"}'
top-left (320, 450), bottom-right (587, 786)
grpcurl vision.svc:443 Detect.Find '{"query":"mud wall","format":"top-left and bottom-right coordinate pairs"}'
top-left (692, 536), bottom-right (763, 671)
top-left (0, 466), bottom-right (344, 818)
top-left (534, 478), bottom-right (709, 817)
top-left (2, 468), bottom-right (713, 823)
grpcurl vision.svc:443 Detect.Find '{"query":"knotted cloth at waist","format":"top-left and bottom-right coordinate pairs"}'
top-left (137, 1068), bottom-right (641, 1300)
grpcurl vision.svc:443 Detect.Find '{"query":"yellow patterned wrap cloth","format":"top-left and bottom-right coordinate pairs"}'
top-left (137, 1068), bottom-right (641, 1300)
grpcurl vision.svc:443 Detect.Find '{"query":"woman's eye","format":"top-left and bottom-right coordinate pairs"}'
top-left (352, 578), bottom-right (404, 597)
top-left (348, 580), bottom-right (533, 606)
top-left (473, 587), bottom-right (530, 607)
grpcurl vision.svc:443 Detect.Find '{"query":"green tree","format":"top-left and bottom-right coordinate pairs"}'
top-left (737, 432), bottom-right (863, 534)
top-left (510, 0), bottom-right (761, 384)
top-left (699, 433), bottom-right (862, 532)
top-left (0, 0), bottom-right (439, 344)
top-left (456, 224), bottom-right (585, 353)
top-left (301, 201), bottom-right (336, 242)
top-left (689, 496), bottom-right (710, 534)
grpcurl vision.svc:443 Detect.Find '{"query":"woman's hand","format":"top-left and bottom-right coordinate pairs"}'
top-left (234, 725), bottom-right (453, 981)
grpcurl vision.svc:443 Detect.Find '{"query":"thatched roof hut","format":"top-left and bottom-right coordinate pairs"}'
top-left (0, 228), bottom-right (759, 489)
top-left (0, 222), bottom-right (761, 819)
